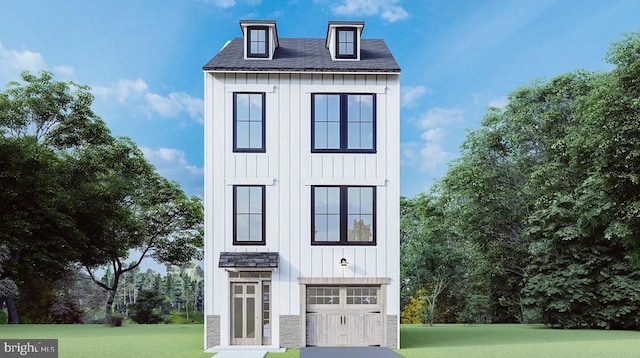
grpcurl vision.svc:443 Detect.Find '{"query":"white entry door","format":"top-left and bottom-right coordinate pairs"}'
top-left (231, 282), bottom-right (261, 345)
top-left (229, 272), bottom-right (271, 346)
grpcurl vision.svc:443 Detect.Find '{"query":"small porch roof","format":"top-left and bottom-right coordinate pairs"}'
top-left (218, 252), bottom-right (279, 269)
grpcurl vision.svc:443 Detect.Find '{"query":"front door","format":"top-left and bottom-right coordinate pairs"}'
top-left (231, 282), bottom-right (261, 345)
top-left (229, 272), bottom-right (271, 346)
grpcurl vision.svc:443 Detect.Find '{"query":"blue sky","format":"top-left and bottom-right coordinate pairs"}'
top-left (2, 0), bottom-right (639, 198)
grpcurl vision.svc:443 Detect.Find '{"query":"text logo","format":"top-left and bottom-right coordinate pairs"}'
top-left (0, 340), bottom-right (57, 357)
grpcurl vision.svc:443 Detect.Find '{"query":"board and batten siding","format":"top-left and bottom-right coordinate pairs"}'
top-left (204, 72), bottom-right (400, 347)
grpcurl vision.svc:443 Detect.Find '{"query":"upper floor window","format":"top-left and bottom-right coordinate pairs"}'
top-left (234, 93), bottom-right (265, 152)
top-left (247, 26), bottom-right (269, 58)
top-left (312, 93), bottom-right (375, 153)
top-left (312, 186), bottom-right (376, 245)
top-left (336, 27), bottom-right (357, 59)
top-left (233, 185), bottom-right (265, 245)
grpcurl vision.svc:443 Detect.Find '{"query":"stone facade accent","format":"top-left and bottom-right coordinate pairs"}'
top-left (206, 315), bottom-right (220, 349)
top-left (279, 315), bottom-right (301, 348)
top-left (386, 315), bottom-right (398, 349)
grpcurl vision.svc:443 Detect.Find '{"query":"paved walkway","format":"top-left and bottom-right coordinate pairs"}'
top-left (212, 350), bottom-right (266, 358)
top-left (300, 347), bottom-right (402, 358)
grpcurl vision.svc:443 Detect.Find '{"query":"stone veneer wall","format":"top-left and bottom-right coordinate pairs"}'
top-left (206, 315), bottom-right (220, 349)
top-left (386, 315), bottom-right (398, 349)
top-left (279, 315), bottom-right (301, 348)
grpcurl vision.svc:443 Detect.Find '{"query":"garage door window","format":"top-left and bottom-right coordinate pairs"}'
top-left (346, 287), bottom-right (378, 305)
top-left (307, 287), bottom-right (340, 305)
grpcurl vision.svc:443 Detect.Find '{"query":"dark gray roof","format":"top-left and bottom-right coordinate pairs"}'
top-left (203, 38), bottom-right (400, 73)
top-left (219, 252), bottom-right (279, 268)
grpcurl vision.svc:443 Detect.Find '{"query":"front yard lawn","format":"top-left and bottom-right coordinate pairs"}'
top-left (2, 323), bottom-right (640, 357)
top-left (400, 324), bottom-right (640, 358)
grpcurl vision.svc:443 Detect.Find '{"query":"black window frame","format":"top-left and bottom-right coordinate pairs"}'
top-left (247, 26), bottom-right (269, 58)
top-left (233, 185), bottom-right (266, 245)
top-left (311, 93), bottom-right (376, 153)
top-left (335, 27), bottom-right (357, 59)
top-left (233, 92), bottom-right (266, 153)
top-left (311, 186), bottom-right (376, 246)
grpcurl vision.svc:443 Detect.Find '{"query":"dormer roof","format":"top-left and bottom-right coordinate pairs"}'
top-left (204, 20), bottom-right (400, 73)
top-left (325, 21), bottom-right (365, 61)
top-left (239, 20), bottom-right (279, 60)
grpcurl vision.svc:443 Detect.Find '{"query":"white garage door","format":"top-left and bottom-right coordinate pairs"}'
top-left (306, 286), bottom-right (383, 346)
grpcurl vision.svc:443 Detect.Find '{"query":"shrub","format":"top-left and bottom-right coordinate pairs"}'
top-left (129, 290), bottom-right (164, 324)
top-left (107, 313), bottom-right (124, 327)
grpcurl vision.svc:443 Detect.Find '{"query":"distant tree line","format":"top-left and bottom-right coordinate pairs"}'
top-left (401, 30), bottom-right (640, 329)
top-left (0, 71), bottom-right (203, 324)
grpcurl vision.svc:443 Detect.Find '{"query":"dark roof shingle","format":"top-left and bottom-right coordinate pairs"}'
top-left (203, 38), bottom-right (400, 73)
top-left (218, 252), bottom-right (279, 268)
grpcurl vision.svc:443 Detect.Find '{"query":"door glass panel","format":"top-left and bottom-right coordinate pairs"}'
top-left (246, 297), bottom-right (256, 338)
top-left (263, 281), bottom-right (270, 339)
top-left (346, 287), bottom-right (378, 304)
top-left (234, 297), bottom-right (243, 338)
top-left (247, 285), bottom-right (255, 294)
top-left (307, 287), bottom-right (340, 304)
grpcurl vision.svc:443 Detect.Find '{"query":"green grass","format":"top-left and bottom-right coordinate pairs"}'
top-left (400, 324), bottom-right (640, 358)
top-left (0, 324), bottom-right (211, 358)
top-left (2, 324), bottom-right (639, 357)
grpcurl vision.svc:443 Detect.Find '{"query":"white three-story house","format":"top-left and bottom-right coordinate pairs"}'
top-left (203, 19), bottom-right (401, 350)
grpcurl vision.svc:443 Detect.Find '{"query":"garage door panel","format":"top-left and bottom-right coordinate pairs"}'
top-left (306, 286), bottom-right (383, 347)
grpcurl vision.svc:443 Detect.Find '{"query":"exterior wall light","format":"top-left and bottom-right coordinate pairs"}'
top-left (340, 258), bottom-right (348, 267)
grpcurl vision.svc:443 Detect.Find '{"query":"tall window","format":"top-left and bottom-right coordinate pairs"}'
top-left (247, 26), bottom-right (269, 58)
top-left (312, 94), bottom-right (375, 153)
top-left (233, 186), bottom-right (265, 245)
top-left (234, 93), bottom-right (265, 152)
top-left (336, 28), bottom-right (357, 59)
top-left (312, 186), bottom-right (375, 245)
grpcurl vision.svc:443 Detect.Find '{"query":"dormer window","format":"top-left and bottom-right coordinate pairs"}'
top-left (326, 21), bottom-right (364, 61)
top-left (336, 28), bottom-right (357, 59)
top-left (248, 26), bottom-right (269, 58)
top-left (240, 20), bottom-right (278, 60)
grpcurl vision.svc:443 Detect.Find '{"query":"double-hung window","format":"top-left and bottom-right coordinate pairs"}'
top-left (336, 27), bottom-right (357, 59)
top-left (312, 93), bottom-right (375, 152)
top-left (312, 186), bottom-right (376, 245)
top-left (234, 93), bottom-right (265, 152)
top-left (247, 26), bottom-right (269, 58)
top-left (233, 185), bottom-right (265, 245)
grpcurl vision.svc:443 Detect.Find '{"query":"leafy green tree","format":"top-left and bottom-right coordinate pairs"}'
top-left (521, 31), bottom-right (640, 329)
top-left (400, 193), bottom-right (467, 325)
top-left (77, 139), bottom-right (204, 317)
top-left (129, 290), bottom-right (164, 324)
top-left (0, 71), bottom-right (111, 323)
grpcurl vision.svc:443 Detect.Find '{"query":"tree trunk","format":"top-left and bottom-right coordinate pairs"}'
top-left (105, 274), bottom-right (120, 317)
top-left (3, 293), bottom-right (20, 324)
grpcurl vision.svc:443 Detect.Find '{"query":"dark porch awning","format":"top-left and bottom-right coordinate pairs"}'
top-left (218, 252), bottom-right (279, 269)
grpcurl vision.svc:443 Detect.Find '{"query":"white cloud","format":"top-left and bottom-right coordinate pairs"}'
top-left (488, 96), bottom-right (508, 109)
top-left (402, 107), bottom-right (464, 172)
top-left (418, 107), bottom-right (465, 128)
top-left (94, 78), bottom-right (203, 124)
top-left (200, 0), bottom-right (236, 8)
top-left (0, 43), bottom-right (47, 83)
top-left (401, 85), bottom-right (427, 108)
top-left (52, 65), bottom-right (75, 77)
top-left (93, 78), bottom-right (148, 103)
top-left (0, 43), bottom-right (75, 84)
top-left (141, 147), bottom-right (204, 197)
top-left (421, 127), bottom-right (446, 143)
top-left (332, 0), bottom-right (408, 23)
top-left (145, 92), bottom-right (204, 124)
